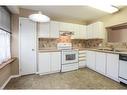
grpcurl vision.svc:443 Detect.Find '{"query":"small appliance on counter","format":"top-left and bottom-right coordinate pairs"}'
top-left (57, 43), bottom-right (79, 72)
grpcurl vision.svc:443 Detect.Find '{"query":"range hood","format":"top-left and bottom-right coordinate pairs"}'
top-left (60, 31), bottom-right (74, 36)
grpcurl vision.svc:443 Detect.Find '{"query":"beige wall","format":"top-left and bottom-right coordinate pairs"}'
top-left (19, 8), bottom-right (86, 24)
top-left (87, 7), bottom-right (127, 42)
top-left (0, 60), bottom-right (18, 88)
top-left (108, 28), bottom-right (127, 42)
top-left (11, 14), bottom-right (19, 75)
top-left (11, 14), bottom-right (19, 57)
top-left (88, 7), bottom-right (127, 27)
top-left (19, 8), bottom-right (37, 18)
top-left (0, 13), bottom-right (19, 88)
top-left (0, 64), bottom-right (11, 88)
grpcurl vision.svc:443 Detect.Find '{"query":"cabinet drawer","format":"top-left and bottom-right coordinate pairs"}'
top-left (79, 57), bottom-right (86, 61)
top-left (79, 61), bottom-right (86, 68)
top-left (79, 54), bottom-right (86, 57)
top-left (61, 63), bottom-right (78, 72)
top-left (79, 50), bottom-right (86, 53)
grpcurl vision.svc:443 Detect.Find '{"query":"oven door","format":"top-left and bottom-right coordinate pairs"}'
top-left (62, 50), bottom-right (78, 64)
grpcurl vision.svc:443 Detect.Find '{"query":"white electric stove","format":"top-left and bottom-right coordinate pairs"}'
top-left (57, 43), bottom-right (79, 72)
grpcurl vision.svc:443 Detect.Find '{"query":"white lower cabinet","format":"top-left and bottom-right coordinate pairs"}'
top-left (38, 52), bottom-right (50, 74)
top-left (106, 53), bottom-right (119, 81)
top-left (86, 51), bottom-right (96, 70)
top-left (38, 51), bottom-right (61, 74)
top-left (50, 52), bottom-right (61, 72)
top-left (86, 50), bottom-right (119, 82)
top-left (79, 61), bottom-right (86, 68)
top-left (95, 52), bottom-right (106, 75)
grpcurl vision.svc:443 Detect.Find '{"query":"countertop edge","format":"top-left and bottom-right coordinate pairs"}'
top-left (38, 48), bottom-right (127, 54)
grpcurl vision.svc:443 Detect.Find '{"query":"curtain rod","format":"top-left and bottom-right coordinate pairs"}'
top-left (0, 28), bottom-right (12, 34)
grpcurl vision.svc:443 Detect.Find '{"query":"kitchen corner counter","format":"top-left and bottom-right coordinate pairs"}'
top-left (38, 48), bottom-right (127, 54)
top-left (74, 47), bottom-right (127, 55)
top-left (88, 49), bottom-right (127, 55)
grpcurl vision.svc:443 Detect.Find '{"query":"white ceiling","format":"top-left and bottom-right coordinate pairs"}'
top-left (19, 6), bottom-right (123, 23)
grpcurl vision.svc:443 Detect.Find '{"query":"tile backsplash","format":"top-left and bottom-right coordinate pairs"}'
top-left (72, 39), bottom-right (103, 48)
top-left (102, 42), bottom-right (127, 50)
top-left (38, 38), bottom-right (58, 49)
top-left (85, 39), bottom-right (104, 48)
top-left (38, 38), bottom-right (127, 51)
top-left (38, 38), bottom-right (103, 49)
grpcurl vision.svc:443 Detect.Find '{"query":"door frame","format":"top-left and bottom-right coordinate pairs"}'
top-left (19, 17), bottom-right (37, 76)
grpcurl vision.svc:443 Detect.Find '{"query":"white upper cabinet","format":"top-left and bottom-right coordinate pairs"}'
top-left (60, 22), bottom-right (86, 39)
top-left (50, 21), bottom-right (60, 38)
top-left (0, 7), bottom-right (10, 32)
top-left (80, 25), bottom-right (87, 39)
top-left (86, 21), bottom-right (105, 39)
top-left (92, 22), bottom-right (105, 39)
top-left (38, 22), bottom-right (50, 38)
top-left (86, 24), bottom-right (93, 39)
top-left (59, 22), bottom-right (67, 31)
top-left (72, 24), bottom-right (86, 39)
top-left (38, 21), bottom-right (104, 39)
top-left (71, 24), bottom-right (79, 39)
top-left (60, 22), bottom-right (73, 32)
top-left (38, 21), bottom-right (60, 38)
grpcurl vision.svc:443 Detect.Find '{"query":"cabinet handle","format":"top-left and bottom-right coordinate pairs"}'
top-left (32, 49), bottom-right (35, 51)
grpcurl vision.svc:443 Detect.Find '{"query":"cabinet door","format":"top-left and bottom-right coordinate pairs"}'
top-left (86, 24), bottom-right (93, 39)
top-left (106, 53), bottom-right (119, 81)
top-left (50, 21), bottom-right (60, 38)
top-left (72, 24), bottom-right (80, 39)
top-left (60, 22), bottom-right (67, 31)
top-left (79, 25), bottom-right (86, 39)
top-left (92, 23), bottom-right (97, 38)
top-left (50, 52), bottom-right (61, 72)
top-left (95, 52), bottom-right (106, 75)
top-left (86, 51), bottom-right (96, 70)
top-left (93, 22), bottom-right (104, 39)
top-left (38, 52), bottom-right (50, 73)
top-left (67, 23), bottom-right (73, 31)
top-left (38, 22), bottom-right (50, 38)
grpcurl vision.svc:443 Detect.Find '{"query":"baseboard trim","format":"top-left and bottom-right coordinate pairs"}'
top-left (0, 75), bottom-right (20, 89)
top-left (39, 70), bottom-right (60, 75)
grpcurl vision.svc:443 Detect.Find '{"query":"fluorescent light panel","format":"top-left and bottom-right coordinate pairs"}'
top-left (89, 4), bottom-right (118, 13)
top-left (87, 0), bottom-right (127, 13)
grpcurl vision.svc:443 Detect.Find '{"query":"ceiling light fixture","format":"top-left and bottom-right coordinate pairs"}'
top-left (29, 11), bottom-right (50, 22)
top-left (89, 4), bottom-right (119, 13)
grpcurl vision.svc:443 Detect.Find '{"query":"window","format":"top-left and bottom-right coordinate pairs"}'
top-left (0, 29), bottom-right (11, 64)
